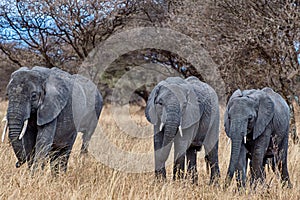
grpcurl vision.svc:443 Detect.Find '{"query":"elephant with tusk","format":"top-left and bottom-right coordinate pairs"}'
top-left (224, 88), bottom-right (292, 188)
top-left (4, 66), bottom-right (103, 175)
top-left (145, 76), bottom-right (220, 184)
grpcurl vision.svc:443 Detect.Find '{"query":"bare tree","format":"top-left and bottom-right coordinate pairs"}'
top-left (2, 0), bottom-right (299, 142)
top-left (0, 0), bottom-right (138, 72)
top-left (0, 0), bottom-right (175, 102)
top-left (166, 0), bottom-right (300, 142)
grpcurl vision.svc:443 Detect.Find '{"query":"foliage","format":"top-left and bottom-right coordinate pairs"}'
top-left (167, 0), bottom-right (300, 100)
top-left (0, 0), bottom-right (139, 71)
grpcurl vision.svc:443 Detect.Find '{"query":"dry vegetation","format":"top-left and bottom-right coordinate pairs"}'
top-left (0, 101), bottom-right (299, 200)
top-left (0, 1), bottom-right (299, 199)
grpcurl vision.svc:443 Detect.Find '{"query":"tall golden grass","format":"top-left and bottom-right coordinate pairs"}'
top-left (0, 101), bottom-right (299, 200)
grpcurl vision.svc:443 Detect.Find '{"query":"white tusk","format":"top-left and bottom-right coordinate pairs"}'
top-left (2, 115), bottom-right (7, 122)
top-left (244, 136), bottom-right (247, 144)
top-left (19, 119), bottom-right (28, 140)
top-left (227, 138), bottom-right (231, 145)
top-left (2, 116), bottom-right (8, 142)
top-left (178, 125), bottom-right (183, 137)
top-left (159, 123), bottom-right (164, 132)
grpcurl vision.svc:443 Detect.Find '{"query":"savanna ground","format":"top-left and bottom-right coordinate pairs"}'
top-left (0, 101), bottom-right (299, 200)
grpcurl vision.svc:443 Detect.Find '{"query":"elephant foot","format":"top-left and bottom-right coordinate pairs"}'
top-left (155, 169), bottom-right (166, 180)
top-left (173, 170), bottom-right (185, 181)
top-left (281, 179), bottom-right (293, 189)
top-left (250, 178), bottom-right (266, 190)
top-left (191, 174), bottom-right (199, 185)
top-left (209, 170), bottom-right (220, 186)
top-left (186, 168), bottom-right (198, 185)
top-left (186, 174), bottom-right (198, 185)
top-left (80, 149), bottom-right (88, 156)
top-left (80, 144), bottom-right (89, 155)
top-left (15, 160), bottom-right (26, 168)
top-left (235, 186), bottom-right (248, 195)
top-left (30, 167), bottom-right (43, 177)
top-left (236, 181), bottom-right (246, 190)
top-left (224, 175), bottom-right (233, 189)
top-left (209, 177), bottom-right (220, 187)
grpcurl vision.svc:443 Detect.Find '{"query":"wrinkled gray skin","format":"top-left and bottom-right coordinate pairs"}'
top-left (6, 66), bottom-right (103, 175)
top-left (224, 88), bottom-right (292, 188)
top-left (145, 76), bottom-right (220, 184)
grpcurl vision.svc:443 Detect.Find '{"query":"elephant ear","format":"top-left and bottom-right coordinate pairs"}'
top-left (224, 89), bottom-right (243, 138)
top-left (145, 84), bottom-right (161, 125)
top-left (11, 67), bottom-right (29, 77)
top-left (242, 89), bottom-right (256, 97)
top-left (181, 87), bottom-right (201, 129)
top-left (252, 91), bottom-right (274, 140)
top-left (37, 73), bottom-right (71, 126)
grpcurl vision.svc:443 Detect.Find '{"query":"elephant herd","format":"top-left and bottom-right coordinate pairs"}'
top-left (1, 66), bottom-right (293, 189)
top-left (145, 76), bottom-right (292, 189)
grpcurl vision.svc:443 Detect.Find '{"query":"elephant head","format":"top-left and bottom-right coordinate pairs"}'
top-left (145, 77), bottom-right (201, 159)
top-left (4, 67), bottom-right (71, 167)
top-left (224, 89), bottom-right (274, 184)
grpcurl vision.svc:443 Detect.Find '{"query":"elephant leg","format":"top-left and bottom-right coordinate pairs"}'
top-left (50, 149), bottom-right (60, 176)
top-left (32, 121), bottom-right (57, 174)
top-left (80, 116), bottom-right (98, 155)
top-left (173, 136), bottom-right (188, 180)
top-left (201, 114), bottom-right (220, 185)
top-left (271, 156), bottom-right (277, 173)
top-left (58, 147), bottom-right (72, 173)
top-left (251, 130), bottom-right (271, 186)
top-left (236, 144), bottom-right (247, 188)
top-left (81, 130), bottom-right (93, 155)
top-left (251, 154), bottom-right (265, 186)
top-left (22, 129), bottom-right (37, 169)
top-left (154, 130), bottom-right (166, 179)
top-left (278, 137), bottom-right (292, 188)
top-left (173, 153), bottom-right (185, 180)
top-left (204, 141), bottom-right (220, 185)
top-left (261, 158), bottom-right (268, 180)
top-left (249, 159), bottom-right (254, 185)
top-left (186, 147), bottom-right (198, 184)
top-left (50, 146), bottom-right (72, 176)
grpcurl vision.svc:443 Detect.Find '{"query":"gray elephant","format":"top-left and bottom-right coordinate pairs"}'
top-left (2, 66), bottom-right (103, 174)
top-left (224, 87), bottom-right (292, 188)
top-left (145, 76), bottom-right (220, 184)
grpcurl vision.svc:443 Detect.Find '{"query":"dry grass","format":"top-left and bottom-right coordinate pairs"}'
top-left (0, 102), bottom-right (299, 200)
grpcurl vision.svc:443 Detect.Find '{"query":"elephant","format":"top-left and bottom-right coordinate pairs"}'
top-left (2, 66), bottom-right (103, 175)
top-left (145, 76), bottom-right (220, 184)
top-left (224, 87), bottom-right (292, 188)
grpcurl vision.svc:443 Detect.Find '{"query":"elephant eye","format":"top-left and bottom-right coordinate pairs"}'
top-left (248, 115), bottom-right (254, 121)
top-left (31, 92), bottom-right (38, 101)
top-left (156, 100), bottom-right (163, 105)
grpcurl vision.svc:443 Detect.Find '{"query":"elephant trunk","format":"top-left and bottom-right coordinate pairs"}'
top-left (8, 119), bottom-right (27, 167)
top-left (162, 104), bottom-right (181, 144)
top-left (159, 104), bottom-right (181, 162)
top-left (226, 139), bottom-right (242, 183)
top-left (159, 123), bottom-right (179, 165)
top-left (7, 101), bottom-right (30, 167)
top-left (226, 120), bottom-right (246, 186)
top-left (162, 123), bottom-right (179, 146)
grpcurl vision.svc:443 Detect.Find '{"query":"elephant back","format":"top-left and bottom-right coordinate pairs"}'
top-left (185, 76), bottom-right (219, 109)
